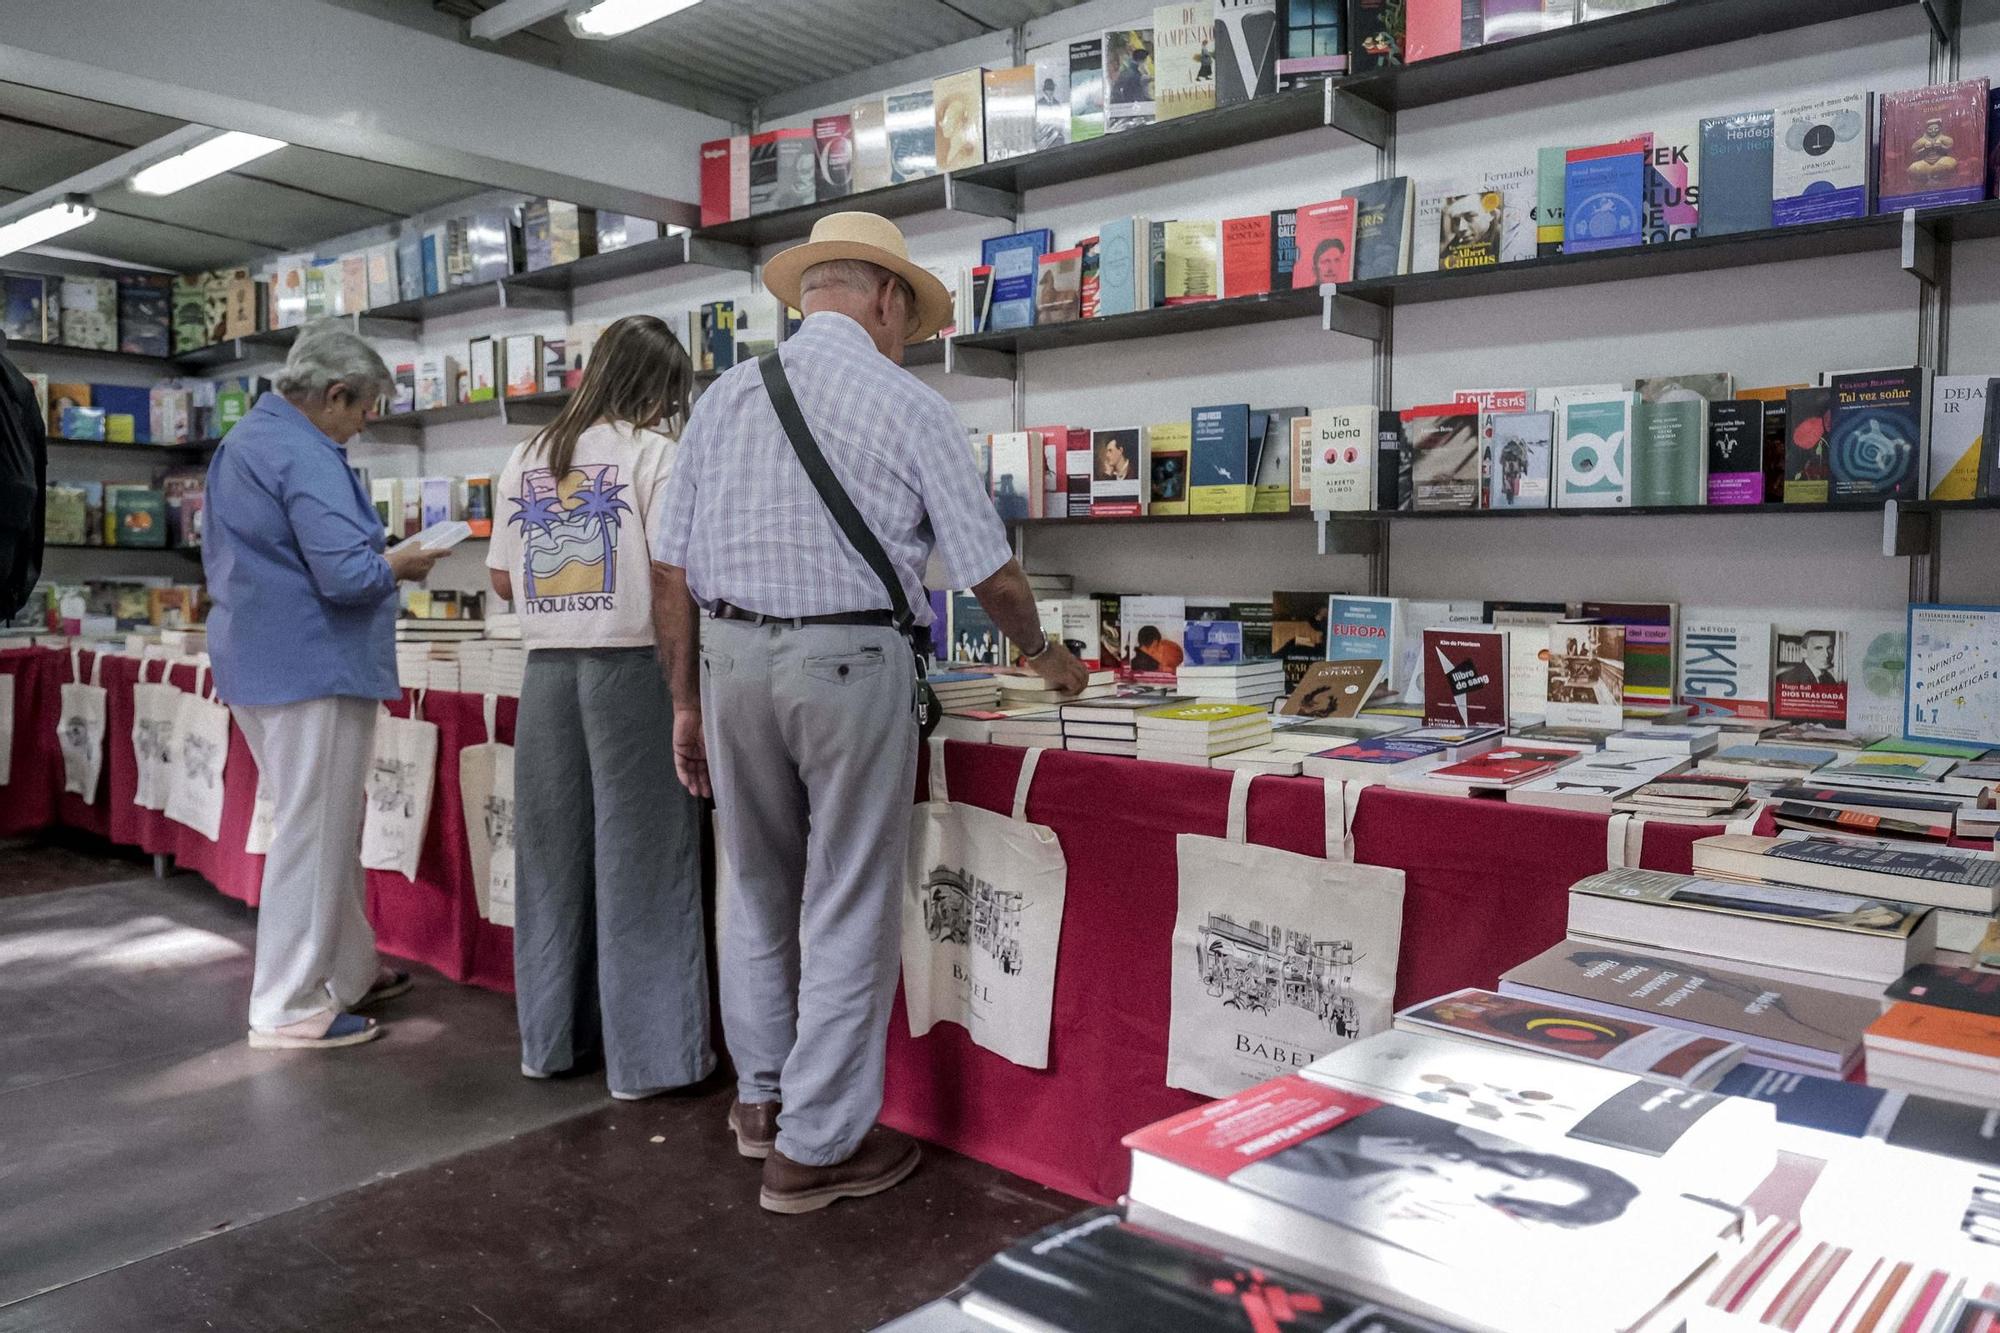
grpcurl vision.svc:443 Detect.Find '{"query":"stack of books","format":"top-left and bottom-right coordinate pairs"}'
top-left (1403, 744), bottom-right (1578, 794)
top-left (1604, 723), bottom-right (1721, 759)
top-left (1508, 749), bottom-right (1687, 813)
top-left (1266, 715), bottom-right (1408, 751)
top-left (1866, 963), bottom-right (2000, 1107)
top-left (1612, 772), bottom-right (1753, 820)
top-left (1058, 695), bottom-right (1176, 757)
top-left (996, 668), bottom-right (1116, 707)
top-left (930, 670), bottom-right (1003, 713)
top-left (989, 709), bottom-right (1063, 748)
top-left (1690, 1217), bottom-right (1998, 1332)
top-left (1208, 745), bottom-right (1304, 776)
top-left (1134, 703), bottom-right (1271, 768)
top-left (457, 640), bottom-right (525, 696)
top-left (1697, 743), bottom-right (1838, 782)
top-left (1173, 659), bottom-right (1285, 707)
top-left (1302, 734), bottom-right (1451, 784)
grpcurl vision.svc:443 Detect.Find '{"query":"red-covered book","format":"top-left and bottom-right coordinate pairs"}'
top-left (1220, 214), bottom-right (1272, 298)
top-left (699, 135), bottom-right (748, 228)
top-left (1421, 625), bottom-right (1509, 729)
top-left (1404, 0), bottom-right (1464, 63)
top-left (1290, 198), bottom-right (1356, 287)
top-left (1425, 746), bottom-right (1576, 788)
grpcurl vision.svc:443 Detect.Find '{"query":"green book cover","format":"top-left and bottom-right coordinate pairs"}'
top-left (111, 487), bottom-right (167, 548)
top-left (1635, 398), bottom-right (1704, 506)
top-left (1537, 145), bottom-right (1571, 255)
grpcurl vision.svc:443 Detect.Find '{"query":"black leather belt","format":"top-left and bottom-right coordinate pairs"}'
top-left (710, 601), bottom-right (896, 629)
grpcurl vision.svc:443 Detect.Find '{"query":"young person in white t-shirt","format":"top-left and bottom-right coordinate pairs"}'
top-left (486, 314), bottom-right (713, 1100)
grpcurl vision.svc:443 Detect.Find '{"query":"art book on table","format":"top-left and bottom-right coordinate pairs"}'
top-left (1773, 92), bottom-right (1872, 226)
top-left (1395, 988), bottom-right (1742, 1089)
top-left (1826, 366), bottom-right (1927, 501)
top-left (1422, 626), bottom-right (1509, 729)
top-left (1678, 619), bottom-right (1773, 719)
top-left (1563, 137), bottom-right (1650, 253)
top-left (1121, 594), bottom-right (1187, 678)
top-left (982, 229), bottom-right (1054, 331)
top-left (1183, 619), bottom-right (1244, 666)
top-left (1306, 406), bottom-right (1374, 511)
top-left (1877, 78), bottom-right (1990, 212)
top-left (1327, 595), bottom-right (1403, 690)
top-left (1546, 621), bottom-right (1626, 730)
top-left (1705, 399), bottom-right (1766, 504)
top-left (1698, 110), bottom-right (1775, 236)
top-left (1272, 590), bottom-right (1329, 690)
top-left (1579, 600), bottom-right (1675, 709)
top-left (1928, 375), bottom-right (1991, 500)
top-left (1556, 393), bottom-right (1635, 507)
top-left (1401, 405), bottom-right (1479, 510)
top-left (1905, 604), bottom-right (2000, 746)
top-left (1189, 402), bottom-right (1253, 514)
top-left (1342, 176), bottom-right (1414, 279)
top-left (1291, 198), bottom-right (1356, 287)
top-left (1068, 37), bottom-right (1106, 141)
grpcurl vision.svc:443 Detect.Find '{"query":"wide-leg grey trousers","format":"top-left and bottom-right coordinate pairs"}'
top-left (701, 617), bottom-right (920, 1167)
top-left (232, 695), bottom-right (381, 1032)
top-left (513, 646), bottom-right (712, 1095)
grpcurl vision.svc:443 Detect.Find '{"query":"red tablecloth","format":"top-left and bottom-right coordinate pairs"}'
top-left (0, 646), bottom-right (515, 991)
top-left (880, 742), bottom-right (1727, 1205)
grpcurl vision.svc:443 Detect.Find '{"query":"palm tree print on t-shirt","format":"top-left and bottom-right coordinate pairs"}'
top-left (509, 464), bottom-right (632, 600)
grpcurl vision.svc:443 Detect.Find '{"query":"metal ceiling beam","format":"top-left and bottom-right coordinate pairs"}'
top-left (467, 0), bottom-right (570, 41)
top-left (0, 123), bottom-right (212, 229)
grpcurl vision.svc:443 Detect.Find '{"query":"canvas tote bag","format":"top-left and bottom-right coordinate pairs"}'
top-left (165, 663), bottom-right (230, 842)
top-left (1167, 771), bottom-right (1405, 1098)
top-left (56, 645), bottom-right (106, 801)
top-left (131, 654), bottom-right (181, 811)
top-left (458, 693), bottom-right (517, 927)
top-left (902, 738), bottom-right (1068, 1069)
top-left (361, 692), bottom-right (439, 880)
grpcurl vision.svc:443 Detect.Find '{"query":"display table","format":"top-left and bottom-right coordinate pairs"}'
top-left (4, 645), bottom-right (1729, 1201)
top-left (0, 645), bottom-right (516, 990)
top-left (879, 740), bottom-right (1724, 1204)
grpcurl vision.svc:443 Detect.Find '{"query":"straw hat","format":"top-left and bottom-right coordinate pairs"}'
top-left (761, 211), bottom-right (953, 345)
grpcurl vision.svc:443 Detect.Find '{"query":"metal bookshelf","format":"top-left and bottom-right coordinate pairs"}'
top-left (45, 436), bottom-right (219, 457)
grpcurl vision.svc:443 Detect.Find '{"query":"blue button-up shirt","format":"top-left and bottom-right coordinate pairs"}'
top-left (654, 312), bottom-right (1012, 624)
top-left (203, 393), bottom-right (398, 706)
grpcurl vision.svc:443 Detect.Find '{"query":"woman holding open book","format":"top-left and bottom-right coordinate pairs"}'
top-left (485, 314), bottom-right (713, 1100)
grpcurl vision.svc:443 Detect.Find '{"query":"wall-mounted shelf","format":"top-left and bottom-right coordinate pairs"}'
top-left (370, 390), bottom-right (569, 432)
top-left (45, 543), bottom-right (202, 559)
top-left (4, 342), bottom-right (179, 371)
top-left (47, 436), bottom-right (220, 457)
top-left (1008, 496), bottom-right (2000, 530)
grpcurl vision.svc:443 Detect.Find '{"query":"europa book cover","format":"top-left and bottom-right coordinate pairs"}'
top-left (1827, 367), bottom-right (1926, 501)
top-left (1422, 626), bottom-right (1509, 729)
top-left (1878, 78), bottom-right (1989, 212)
top-left (1402, 406), bottom-right (1479, 510)
top-left (1782, 387), bottom-right (1834, 502)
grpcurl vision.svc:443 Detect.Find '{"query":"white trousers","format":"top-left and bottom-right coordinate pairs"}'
top-left (232, 696), bottom-right (381, 1031)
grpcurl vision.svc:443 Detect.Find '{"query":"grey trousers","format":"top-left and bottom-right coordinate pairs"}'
top-left (702, 617), bottom-right (920, 1167)
top-left (513, 646), bottom-right (712, 1094)
top-left (232, 695), bottom-right (381, 1031)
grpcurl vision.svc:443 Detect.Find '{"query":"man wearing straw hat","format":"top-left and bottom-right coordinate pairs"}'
top-left (652, 212), bottom-right (1086, 1213)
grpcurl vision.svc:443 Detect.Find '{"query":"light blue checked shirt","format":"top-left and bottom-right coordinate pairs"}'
top-left (654, 312), bottom-right (1011, 625)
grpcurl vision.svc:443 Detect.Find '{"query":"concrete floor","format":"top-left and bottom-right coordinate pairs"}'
top-left (0, 840), bottom-right (1073, 1332)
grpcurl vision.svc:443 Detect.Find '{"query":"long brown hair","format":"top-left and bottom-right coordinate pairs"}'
top-left (531, 314), bottom-right (693, 478)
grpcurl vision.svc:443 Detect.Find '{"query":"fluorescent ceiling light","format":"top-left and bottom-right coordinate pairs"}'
top-left (128, 131), bottom-right (286, 196)
top-left (0, 197), bottom-right (96, 259)
top-left (569, 0), bottom-right (702, 38)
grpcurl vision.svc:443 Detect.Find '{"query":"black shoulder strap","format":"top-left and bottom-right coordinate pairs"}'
top-left (758, 351), bottom-right (913, 631)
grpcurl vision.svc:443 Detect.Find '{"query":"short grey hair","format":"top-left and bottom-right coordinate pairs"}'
top-left (275, 321), bottom-right (392, 404)
top-left (800, 258), bottom-right (913, 307)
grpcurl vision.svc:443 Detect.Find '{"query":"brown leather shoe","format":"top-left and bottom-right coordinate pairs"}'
top-left (758, 1125), bottom-right (921, 1214)
top-left (728, 1100), bottom-right (780, 1160)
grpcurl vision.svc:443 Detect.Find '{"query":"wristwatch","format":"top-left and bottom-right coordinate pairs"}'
top-left (1021, 634), bottom-right (1054, 661)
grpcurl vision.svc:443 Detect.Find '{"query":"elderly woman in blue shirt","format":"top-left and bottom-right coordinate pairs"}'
top-left (204, 323), bottom-right (442, 1050)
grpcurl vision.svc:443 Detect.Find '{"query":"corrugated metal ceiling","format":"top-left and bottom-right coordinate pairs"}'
top-left (0, 81), bottom-right (485, 273)
top-left (448, 0), bottom-right (1097, 105)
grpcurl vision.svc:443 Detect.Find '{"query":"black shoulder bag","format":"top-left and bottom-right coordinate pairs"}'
top-left (757, 351), bottom-right (940, 740)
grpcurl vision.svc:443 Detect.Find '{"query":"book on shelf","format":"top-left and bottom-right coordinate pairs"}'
top-left (1394, 986), bottom-right (1743, 1090)
top-left (1509, 750), bottom-right (1684, 813)
top-left (1704, 399), bottom-right (1765, 504)
top-left (1305, 406), bottom-right (1374, 511)
top-left (3, 273), bottom-right (47, 343)
top-left (1122, 1071), bottom-right (1736, 1333)
top-left (1268, 207), bottom-right (1298, 294)
top-left (1438, 191), bottom-right (1502, 270)
top-left (981, 229), bottom-right (1052, 331)
top-left (1279, 659), bottom-right (1382, 718)
top-left (1579, 600), bottom-right (1675, 710)
top-left (1402, 405), bottom-right (1479, 510)
top-left (986, 431), bottom-right (1041, 522)
top-left (1026, 42), bottom-right (1071, 151)
top-left (1095, 216), bottom-right (1143, 317)
top-left (1780, 386), bottom-right (1834, 503)
top-left (979, 65), bottom-right (1035, 163)
top-left (885, 89), bottom-right (938, 183)
top-left (1251, 405), bottom-right (1303, 511)
top-left (1822, 365), bottom-right (1928, 501)
top-left (1290, 197), bottom-right (1356, 287)
top-left (59, 277), bottom-right (116, 351)
top-left (809, 114), bottom-right (854, 200)
top-left (1545, 621), bottom-right (1625, 731)
top-left (1534, 144), bottom-right (1570, 256)
top-left (1770, 623), bottom-right (1847, 724)
top-left (1375, 410), bottom-right (1411, 509)
top-left (849, 100), bottom-right (891, 193)
top-left (1877, 77), bottom-right (1989, 212)
top-left (1554, 391), bottom-right (1636, 507)
top-left (1218, 213), bottom-right (1271, 298)
top-left (1927, 375), bottom-right (1992, 500)
top-left (1479, 159), bottom-right (1538, 265)
top-left (1213, 0), bottom-right (1278, 105)
top-left (116, 276), bottom-right (171, 358)
top-left (1677, 618), bottom-right (1773, 719)
top-left (1639, 127), bottom-right (1699, 245)
top-left (1632, 394), bottom-right (1705, 508)
top-left (1696, 110), bottom-right (1774, 236)
top-left (1068, 36), bottom-right (1106, 142)
top-left (1404, 0), bottom-right (1463, 62)
top-left (932, 68), bottom-right (987, 172)
top-left (1144, 420), bottom-right (1190, 516)
top-left (1773, 92), bottom-right (1873, 226)
top-left (1189, 403), bottom-right (1253, 514)
top-left (1162, 219), bottom-right (1219, 303)
top-left (1033, 248), bottom-right (1083, 324)
top-left (1562, 138), bottom-right (1649, 253)
top-left (1422, 626), bottom-right (1509, 729)
top-left (1566, 865), bottom-right (1938, 986)
top-left (1693, 832), bottom-right (2000, 914)
top-left (1302, 735), bottom-right (1448, 783)
top-left (1102, 27), bottom-right (1156, 131)
top-left (1482, 411), bottom-right (1553, 509)
top-left (1342, 175), bottom-right (1414, 280)
top-left (1152, 2), bottom-right (1215, 120)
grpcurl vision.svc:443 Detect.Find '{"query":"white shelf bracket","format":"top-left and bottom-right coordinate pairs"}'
top-left (1902, 209), bottom-right (1943, 287)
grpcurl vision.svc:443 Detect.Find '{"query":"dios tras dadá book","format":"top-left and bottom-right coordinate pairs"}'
top-left (1121, 1072), bottom-right (1735, 1333)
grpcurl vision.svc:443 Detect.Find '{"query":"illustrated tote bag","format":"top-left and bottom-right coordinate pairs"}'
top-left (1167, 771), bottom-right (1406, 1099)
top-left (361, 696), bottom-right (440, 880)
top-left (0, 671), bottom-right (13, 787)
top-left (165, 664), bottom-right (231, 842)
top-left (902, 739), bottom-right (1067, 1069)
top-left (56, 647), bottom-right (107, 802)
top-left (131, 656), bottom-right (181, 811)
top-left (458, 694), bottom-right (517, 927)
